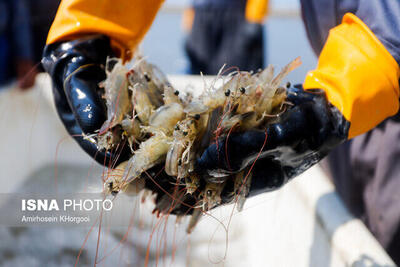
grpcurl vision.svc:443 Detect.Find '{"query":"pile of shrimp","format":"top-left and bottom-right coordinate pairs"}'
top-left (94, 55), bottom-right (301, 233)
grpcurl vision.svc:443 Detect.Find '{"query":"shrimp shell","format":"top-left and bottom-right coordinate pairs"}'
top-left (138, 61), bottom-right (167, 107)
top-left (149, 103), bottom-right (184, 134)
top-left (270, 57), bottom-right (301, 88)
top-left (165, 141), bottom-right (185, 177)
top-left (234, 170), bottom-right (252, 212)
top-left (165, 117), bottom-right (198, 177)
top-left (187, 207), bottom-right (202, 234)
top-left (100, 58), bottom-right (131, 132)
top-left (202, 182), bottom-right (226, 211)
top-left (130, 83), bottom-right (155, 125)
top-left (103, 161), bottom-right (145, 196)
top-left (185, 173), bottom-right (201, 195)
top-left (123, 132), bottom-right (172, 186)
top-left (251, 58), bottom-right (300, 119)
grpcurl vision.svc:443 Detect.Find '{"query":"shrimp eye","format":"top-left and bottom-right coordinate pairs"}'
top-left (178, 159), bottom-right (182, 166)
top-left (174, 90), bottom-right (180, 96)
top-left (286, 82), bottom-right (291, 88)
top-left (175, 125), bottom-right (180, 131)
top-left (144, 73), bottom-right (151, 82)
top-left (183, 131), bottom-right (188, 136)
top-left (206, 190), bottom-right (212, 197)
top-left (108, 182), bottom-right (113, 190)
top-left (194, 114), bottom-right (200, 120)
top-left (225, 89), bottom-right (231, 96)
top-left (240, 87), bottom-right (246, 94)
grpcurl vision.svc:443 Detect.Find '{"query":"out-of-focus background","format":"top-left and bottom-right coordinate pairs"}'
top-left (0, 0), bottom-right (314, 88)
top-left (0, 0), bottom-right (397, 266)
top-left (142, 0), bottom-right (315, 82)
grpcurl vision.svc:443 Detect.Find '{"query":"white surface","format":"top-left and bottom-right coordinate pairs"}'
top-left (0, 73), bottom-right (395, 266)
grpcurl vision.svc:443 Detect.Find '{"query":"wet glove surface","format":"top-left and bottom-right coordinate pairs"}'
top-left (42, 35), bottom-right (131, 166)
top-left (196, 85), bottom-right (350, 197)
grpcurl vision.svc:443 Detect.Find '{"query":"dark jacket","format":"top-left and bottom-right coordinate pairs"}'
top-left (301, 0), bottom-right (400, 264)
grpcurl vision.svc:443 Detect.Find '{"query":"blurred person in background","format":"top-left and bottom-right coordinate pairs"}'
top-left (29, 0), bottom-right (60, 69)
top-left (0, 0), bottom-right (36, 89)
top-left (42, 0), bottom-right (400, 264)
top-left (0, 0), bottom-right (59, 89)
top-left (183, 0), bottom-right (267, 75)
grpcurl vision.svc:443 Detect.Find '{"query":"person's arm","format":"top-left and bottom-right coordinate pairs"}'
top-left (12, 0), bottom-right (33, 62)
top-left (197, 5), bottom-right (400, 198)
top-left (12, 0), bottom-right (37, 89)
top-left (304, 13), bottom-right (399, 138)
top-left (42, 0), bottom-right (164, 165)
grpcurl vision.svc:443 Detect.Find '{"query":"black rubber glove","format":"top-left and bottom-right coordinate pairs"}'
top-left (42, 35), bottom-right (131, 166)
top-left (196, 85), bottom-right (350, 197)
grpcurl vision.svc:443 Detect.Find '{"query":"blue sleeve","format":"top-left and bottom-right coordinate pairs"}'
top-left (300, 0), bottom-right (400, 66)
top-left (11, 0), bottom-right (33, 60)
top-left (356, 0), bottom-right (400, 65)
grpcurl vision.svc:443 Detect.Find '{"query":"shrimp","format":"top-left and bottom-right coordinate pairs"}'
top-left (103, 131), bottom-right (172, 198)
top-left (130, 83), bottom-right (155, 125)
top-left (165, 117), bottom-right (198, 177)
top-left (256, 64), bottom-right (275, 85)
top-left (99, 58), bottom-right (131, 132)
top-left (127, 56), bottom-right (177, 124)
top-left (96, 130), bottom-right (121, 151)
top-left (221, 111), bottom-right (258, 132)
top-left (187, 207), bottom-right (202, 234)
top-left (217, 58), bottom-right (301, 132)
top-left (104, 161), bottom-right (146, 196)
top-left (120, 117), bottom-right (142, 151)
top-left (201, 181), bottom-right (226, 211)
top-left (270, 57), bottom-right (301, 88)
top-left (254, 57), bottom-right (301, 117)
top-left (146, 76), bottom-right (184, 133)
top-left (233, 170), bottom-right (252, 212)
top-left (95, 58), bottom-right (132, 150)
top-left (184, 68), bottom-right (230, 115)
top-left (121, 132), bottom-right (172, 190)
top-left (136, 59), bottom-right (167, 107)
top-left (148, 103), bottom-right (185, 134)
top-left (163, 85), bottom-right (181, 105)
top-left (184, 173), bottom-right (201, 195)
top-left (116, 103), bottom-right (183, 190)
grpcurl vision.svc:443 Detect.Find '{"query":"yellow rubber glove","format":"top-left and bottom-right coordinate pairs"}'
top-left (304, 13), bottom-right (400, 138)
top-left (47, 0), bottom-right (164, 58)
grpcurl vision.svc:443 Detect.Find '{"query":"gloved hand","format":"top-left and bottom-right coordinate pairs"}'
top-left (196, 85), bottom-right (350, 197)
top-left (42, 35), bottom-right (131, 166)
top-left (145, 164), bottom-right (197, 216)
